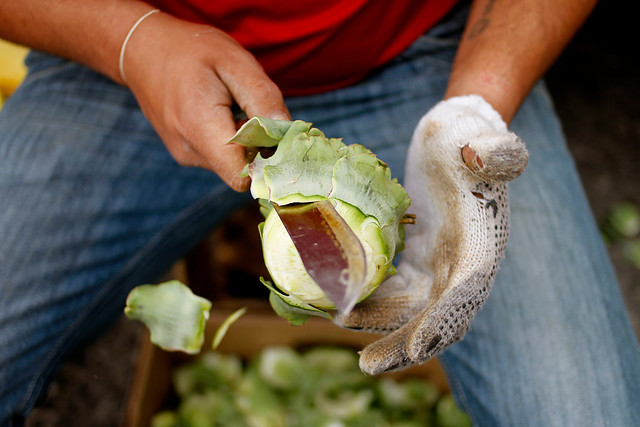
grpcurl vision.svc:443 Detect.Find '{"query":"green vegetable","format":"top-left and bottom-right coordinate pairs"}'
top-left (314, 388), bottom-right (375, 420)
top-left (377, 377), bottom-right (440, 412)
top-left (173, 352), bottom-right (243, 397)
top-left (601, 201), bottom-right (640, 243)
top-left (150, 411), bottom-right (179, 427)
top-left (623, 239), bottom-right (640, 269)
top-left (152, 345), bottom-right (471, 427)
top-left (229, 117), bottom-right (412, 322)
top-left (258, 346), bottom-right (305, 390)
top-left (600, 202), bottom-right (640, 271)
top-left (124, 280), bottom-right (211, 354)
top-left (178, 390), bottom-right (244, 426)
top-left (436, 395), bottom-right (472, 427)
top-left (235, 364), bottom-right (288, 427)
top-left (302, 346), bottom-right (361, 374)
top-left (263, 277), bottom-right (332, 326)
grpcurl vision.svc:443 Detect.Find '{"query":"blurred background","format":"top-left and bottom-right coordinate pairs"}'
top-left (1, 0), bottom-right (636, 425)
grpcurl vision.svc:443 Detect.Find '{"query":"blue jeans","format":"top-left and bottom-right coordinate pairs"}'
top-left (1, 9), bottom-right (639, 427)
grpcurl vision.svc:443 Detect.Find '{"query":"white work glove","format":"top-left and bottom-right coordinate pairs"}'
top-left (335, 95), bottom-right (529, 375)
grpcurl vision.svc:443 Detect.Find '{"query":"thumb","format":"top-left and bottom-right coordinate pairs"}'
top-left (222, 60), bottom-right (291, 122)
top-left (463, 131), bottom-right (529, 183)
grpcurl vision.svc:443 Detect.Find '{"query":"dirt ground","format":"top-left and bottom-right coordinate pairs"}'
top-left (25, 2), bottom-right (639, 426)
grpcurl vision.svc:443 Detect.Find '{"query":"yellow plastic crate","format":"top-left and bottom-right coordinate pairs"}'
top-left (0, 39), bottom-right (28, 99)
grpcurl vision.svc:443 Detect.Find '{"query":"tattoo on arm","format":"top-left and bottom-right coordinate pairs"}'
top-left (467, 0), bottom-right (496, 40)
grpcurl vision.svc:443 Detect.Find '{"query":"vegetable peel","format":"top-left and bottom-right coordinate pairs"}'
top-left (212, 307), bottom-right (247, 350)
top-left (124, 280), bottom-right (211, 354)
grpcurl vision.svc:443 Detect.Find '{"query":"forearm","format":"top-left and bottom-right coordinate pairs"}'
top-left (445, 0), bottom-right (597, 123)
top-left (0, 0), bottom-right (156, 84)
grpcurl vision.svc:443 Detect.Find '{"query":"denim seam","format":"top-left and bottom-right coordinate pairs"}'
top-left (22, 61), bottom-right (77, 86)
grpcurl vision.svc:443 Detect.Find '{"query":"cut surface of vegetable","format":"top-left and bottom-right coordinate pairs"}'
top-left (273, 200), bottom-right (367, 314)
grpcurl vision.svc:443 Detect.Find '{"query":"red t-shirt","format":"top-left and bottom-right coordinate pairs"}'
top-left (146, 0), bottom-right (458, 96)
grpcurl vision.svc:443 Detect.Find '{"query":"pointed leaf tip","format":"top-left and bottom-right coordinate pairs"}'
top-left (212, 307), bottom-right (247, 350)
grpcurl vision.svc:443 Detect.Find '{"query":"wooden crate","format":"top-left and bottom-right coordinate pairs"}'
top-left (125, 205), bottom-right (449, 426)
top-left (125, 309), bottom-right (449, 427)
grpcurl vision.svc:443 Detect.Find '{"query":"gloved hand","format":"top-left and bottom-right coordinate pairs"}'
top-left (335, 95), bottom-right (529, 375)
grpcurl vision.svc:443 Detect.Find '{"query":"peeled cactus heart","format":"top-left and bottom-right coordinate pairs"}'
top-left (228, 117), bottom-right (412, 324)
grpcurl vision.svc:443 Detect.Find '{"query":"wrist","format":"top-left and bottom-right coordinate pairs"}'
top-left (118, 8), bottom-right (161, 85)
top-left (443, 71), bottom-right (525, 125)
top-left (436, 94), bottom-right (507, 132)
top-left (0, 1), bottom-right (165, 86)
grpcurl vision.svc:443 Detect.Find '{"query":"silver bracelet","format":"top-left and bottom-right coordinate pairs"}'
top-left (119, 9), bottom-right (160, 84)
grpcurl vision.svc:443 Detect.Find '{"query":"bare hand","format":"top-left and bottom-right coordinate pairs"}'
top-left (122, 12), bottom-right (290, 191)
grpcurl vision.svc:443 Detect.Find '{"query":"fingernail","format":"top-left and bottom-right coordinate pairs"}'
top-left (270, 111), bottom-right (290, 121)
top-left (462, 145), bottom-right (483, 171)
